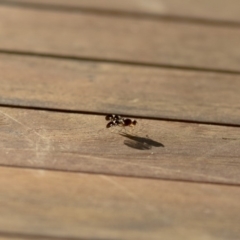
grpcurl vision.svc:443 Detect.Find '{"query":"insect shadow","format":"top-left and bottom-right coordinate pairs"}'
top-left (119, 133), bottom-right (164, 150)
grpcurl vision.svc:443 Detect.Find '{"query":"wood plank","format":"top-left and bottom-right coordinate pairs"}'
top-left (0, 166), bottom-right (240, 240)
top-left (3, 0), bottom-right (240, 23)
top-left (0, 107), bottom-right (240, 185)
top-left (1, 54), bottom-right (240, 125)
top-left (1, 6), bottom-right (240, 72)
top-left (0, 236), bottom-right (55, 240)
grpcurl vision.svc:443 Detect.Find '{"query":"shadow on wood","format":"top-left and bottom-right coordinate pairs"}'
top-left (119, 133), bottom-right (164, 150)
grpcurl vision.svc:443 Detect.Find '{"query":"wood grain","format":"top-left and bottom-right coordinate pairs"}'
top-left (2, 0), bottom-right (240, 23)
top-left (0, 166), bottom-right (240, 240)
top-left (0, 107), bottom-right (240, 184)
top-left (1, 54), bottom-right (240, 125)
top-left (1, 6), bottom-right (240, 72)
top-left (0, 236), bottom-right (56, 240)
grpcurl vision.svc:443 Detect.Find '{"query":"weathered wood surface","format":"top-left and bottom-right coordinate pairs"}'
top-left (1, 54), bottom-right (240, 125)
top-left (0, 236), bottom-right (53, 240)
top-left (0, 107), bottom-right (240, 185)
top-left (2, 0), bottom-right (240, 23)
top-left (0, 166), bottom-right (240, 240)
top-left (1, 6), bottom-right (240, 72)
top-left (1, 1), bottom-right (240, 239)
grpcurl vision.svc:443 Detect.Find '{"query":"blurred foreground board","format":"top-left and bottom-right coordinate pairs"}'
top-left (0, 166), bottom-right (240, 240)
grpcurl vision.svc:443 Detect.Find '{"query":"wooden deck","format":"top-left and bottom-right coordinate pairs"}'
top-left (0, 1), bottom-right (240, 239)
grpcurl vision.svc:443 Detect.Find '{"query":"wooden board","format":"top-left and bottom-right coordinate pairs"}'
top-left (0, 166), bottom-right (240, 240)
top-left (0, 2), bottom-right (240, 240)
top-left (0, 107), bottom-right (240, 185)
top-left (2, 0), bottom-right (240, 23)
top-left (0, 236), bottom-right (54, 240)
top-left (1, 54), bottom-right (240, 125)
top-left (1, 6), bottom-right (240, 72)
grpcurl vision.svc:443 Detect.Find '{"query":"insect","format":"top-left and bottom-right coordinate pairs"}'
top-left (105, 114), bottom-right (137, 129)
top-left (105, 114), bottom-right (122, 122)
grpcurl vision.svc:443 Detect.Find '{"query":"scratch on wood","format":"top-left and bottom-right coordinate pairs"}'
top-left (0, 110), bottom-right (51, 162)
top-left (0, 110), bottom-right (45, 140)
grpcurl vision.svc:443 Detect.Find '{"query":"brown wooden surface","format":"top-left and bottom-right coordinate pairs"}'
top-left (0, 237), bottom-right (54, 240)
top-left (1, 6), bottom-right (240, 72)
top-left (0, 107), bottom-right (240, 185)
top-left (1, 1), bottom-right (240, 239)
top-left (0, 166), bottom-right (240, 240)
top-left (1, 54), bottom-right (240, 125)
top-left (2, 0), bottom-right (240, 23)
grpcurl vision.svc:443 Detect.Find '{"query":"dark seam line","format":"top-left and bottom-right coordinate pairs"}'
top-left (0, 103), bottom-right (240, 128)
top-left (0, 231), bottom-right (112, 240)
top-left (1, 164), bottom-right (240, 188)
top-left (0, 0), bottom-right (240, 28)
top-left (1, 49), bottom-right (240, 76)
